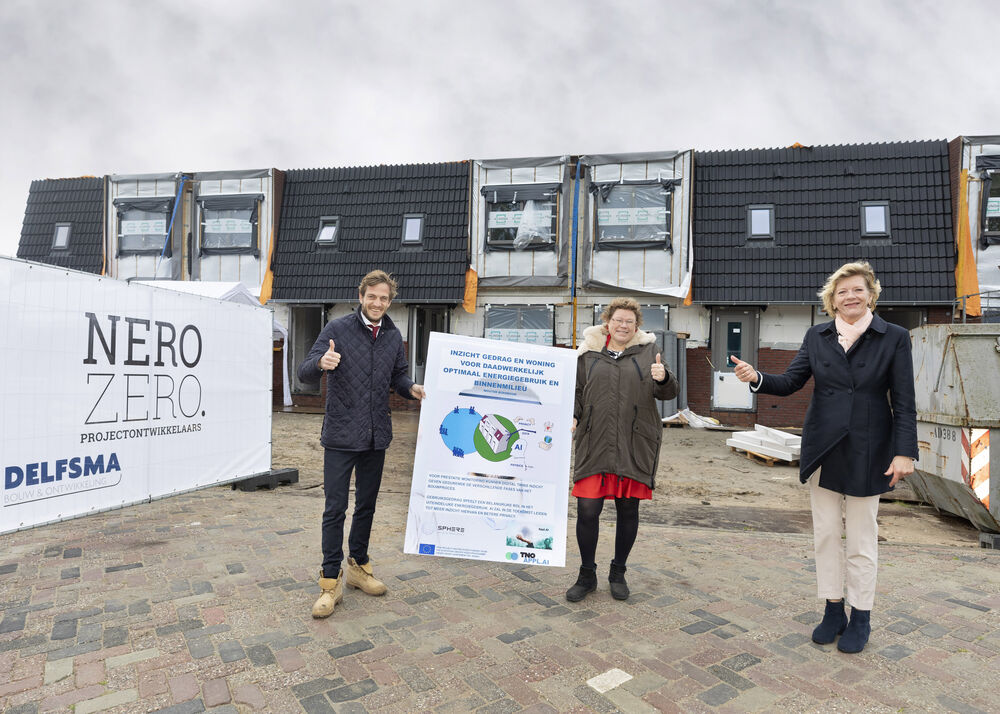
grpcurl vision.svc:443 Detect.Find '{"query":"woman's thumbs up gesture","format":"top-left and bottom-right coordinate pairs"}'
top-left (650, 353), bottom-right (666, 382)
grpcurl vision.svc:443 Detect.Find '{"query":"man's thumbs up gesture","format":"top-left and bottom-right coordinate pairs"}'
top-left (320, 339), bottom-right (341, 371)
top-left (650, 353), bottom-right (666, 382)
top-left (730, 355), bottom-right (758, 384)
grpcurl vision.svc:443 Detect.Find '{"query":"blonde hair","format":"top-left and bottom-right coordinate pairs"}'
top-left (818, 261), bottom-right (881, 315)
top-left (600, 297), bottom-right (643, 327)
top-left (358, 270), bottom-right (398, 300)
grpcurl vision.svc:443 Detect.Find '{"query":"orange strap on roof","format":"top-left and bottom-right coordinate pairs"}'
top-left (462, 267), bottom-right (477, 313)
top-left (955, 169), bottom-right (981, 316)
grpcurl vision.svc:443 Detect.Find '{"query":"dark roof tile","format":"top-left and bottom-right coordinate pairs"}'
top-left (17, 177), bottom-right (105, 273)
top-left (272, 162), bottom-right (470, 303)
top-left (693, 141), bottom-right (955, 304)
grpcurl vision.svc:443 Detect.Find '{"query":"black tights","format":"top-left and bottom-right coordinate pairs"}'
top-left (575, 496), bottom-right (640, 570)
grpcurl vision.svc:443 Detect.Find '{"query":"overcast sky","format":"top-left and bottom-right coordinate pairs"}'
top-left (1, 0), bottom-right (996, 258)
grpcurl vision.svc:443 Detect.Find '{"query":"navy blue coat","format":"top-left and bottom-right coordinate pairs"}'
top-left (297, 307), bottom-right (416, 452)
top-left (754, 315), bottom-right (918, 497)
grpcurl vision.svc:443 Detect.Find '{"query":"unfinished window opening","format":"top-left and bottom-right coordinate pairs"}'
top-left (114, 197), bottom-right (174, 255)
top-left (483, 183), bottom-right (560, 251)
top-left (591, 181), bottom-right (673, 250)
top-left (402, 214), bottom-right (424, 244)
top-left (198, 193), bottom-right (263, 256)
top-left (315, 216), bottom-right (339, 247)
top-left (981, 173), bottom-right (1000, 249)
top-left (52, 223), bottom-right (71, 250)
top-left (861, 201), bottom-right (891, 242)
top-left (483, 304), bottom-right (554, 345)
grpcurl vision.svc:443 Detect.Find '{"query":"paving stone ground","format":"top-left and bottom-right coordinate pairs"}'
top-left (2, 429), bottom-right (999, 712)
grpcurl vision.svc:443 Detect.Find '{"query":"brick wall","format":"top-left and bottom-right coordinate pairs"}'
top-left (685, 346), bottom-right (812, 428)
top-left (927, 306), bottom-right (954, 325)
top-left (754, 347), bottom-right (813, 428)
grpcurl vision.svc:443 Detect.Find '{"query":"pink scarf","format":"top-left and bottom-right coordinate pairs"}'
top-left (835, 309), bottom-right (873, 352)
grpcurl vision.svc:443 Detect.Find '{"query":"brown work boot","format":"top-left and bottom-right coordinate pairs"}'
top-left (311, 569), bottom-right (343, 618)
top-left (345, 557), bottom-right (387, 596)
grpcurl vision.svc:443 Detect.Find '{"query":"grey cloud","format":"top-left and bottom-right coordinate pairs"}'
top-left (1, 0), bottom-right (995, 257)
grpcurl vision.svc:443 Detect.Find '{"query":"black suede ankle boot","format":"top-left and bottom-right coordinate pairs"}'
top-left (837, 608), bottom-right (871, 653)
top-left (608, 562), bottom-right (629, 601)
top-left (811, 599), bottom-right (848, 644)
top-left (566, 566), bottom-right (598, 602)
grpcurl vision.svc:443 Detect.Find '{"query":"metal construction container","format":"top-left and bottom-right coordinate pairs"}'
top-left (909, 324), bottom-right (1000, 537)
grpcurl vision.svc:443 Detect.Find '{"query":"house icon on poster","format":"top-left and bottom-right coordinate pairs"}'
top-left (478, 415), bottom-right (512, 454)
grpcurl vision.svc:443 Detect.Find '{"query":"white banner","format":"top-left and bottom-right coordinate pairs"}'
top-left (120, 219), bottom-right (167, 236)
top-left (204, 218), bottom-right (253, 234)
top-left (484, 328), bottom-right (553, 345)
top-left (597, 206), bottom-right (668, 226)
top-left (1, 258), bottom-right (272, 534)
top-left (404, 333), bottom-right (575, 566)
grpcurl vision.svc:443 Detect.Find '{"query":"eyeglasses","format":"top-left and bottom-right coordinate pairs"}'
top-left (610, 318), bottom-right (636, 327)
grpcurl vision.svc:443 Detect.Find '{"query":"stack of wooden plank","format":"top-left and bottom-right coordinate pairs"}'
top-left (726, 425), bottom-right (801, 466)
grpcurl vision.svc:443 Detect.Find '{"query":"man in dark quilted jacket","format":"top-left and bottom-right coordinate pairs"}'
top-left (297, 270), bottom-right (425, 618)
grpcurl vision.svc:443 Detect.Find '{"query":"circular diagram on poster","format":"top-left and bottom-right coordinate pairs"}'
top-left (472, 413), bottom-right (519, 462)
top-left (439, 406), bottom-right (482, 458)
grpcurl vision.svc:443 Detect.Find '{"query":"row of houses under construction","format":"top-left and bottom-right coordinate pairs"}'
top-left (17, 137), bottom-right (1000, 427)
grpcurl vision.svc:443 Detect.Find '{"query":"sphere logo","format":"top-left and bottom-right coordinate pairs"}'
top-left (505, 552), bottom-right (519, 561)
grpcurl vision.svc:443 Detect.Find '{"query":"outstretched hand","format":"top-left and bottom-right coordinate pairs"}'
top-left (651, 353), bottom-right (666, 382)
top-left (319, 339), bottom-right (341, 371)
top-left (884, 455), bottom-right (915, 487)
top-left (411, 384), bottom-right (426, 400)
top-left (730, 355), bottom-right (758, 384)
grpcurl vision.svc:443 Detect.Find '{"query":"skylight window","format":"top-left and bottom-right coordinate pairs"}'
top-left (402, 214), bottom-right (424, 244)
top-left (52, 223), bottom-right (71, 250)
top-left (315, 217), bottom-right (339, 246)
top-left (747, 205), bottom-right (774, 240)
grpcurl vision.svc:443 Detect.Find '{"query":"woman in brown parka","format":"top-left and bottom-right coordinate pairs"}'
top-left (567, 297), bottom-right (678, 602)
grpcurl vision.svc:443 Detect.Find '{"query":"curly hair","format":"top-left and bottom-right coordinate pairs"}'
top-left (600, 297), bottom-right (643, 327)
top-left (818, 261), bottom-right (881, 315)
top-left (358, 270), bottom-right (398, 300)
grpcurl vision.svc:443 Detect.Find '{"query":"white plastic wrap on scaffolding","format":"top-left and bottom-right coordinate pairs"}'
top-left (472, 157), bottom-right (569, 286)
top-left (193, 169), bottom-right (275, 295)
top-left (969, 142), bottom-right (1000, 309)
top-left (136, 281), bottom-right (292, 406)
top-left (581, 150), bottom-right (694, 298)
top-left (108, 173), bottom-right (183, 282)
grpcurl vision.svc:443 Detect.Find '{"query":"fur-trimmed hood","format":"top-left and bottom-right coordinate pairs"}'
top-left (577, 323), bottom-right (657, 355)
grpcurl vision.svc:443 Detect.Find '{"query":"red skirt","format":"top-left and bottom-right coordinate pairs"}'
top-left (571, 473), bottom-right (652, 500)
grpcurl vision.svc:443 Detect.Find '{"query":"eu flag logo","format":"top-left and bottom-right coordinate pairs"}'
top-left (418, 543), bottom-right (435, 555)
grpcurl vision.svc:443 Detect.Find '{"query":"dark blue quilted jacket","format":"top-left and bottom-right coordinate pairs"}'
top-left (297, 307), bottom-right (416, 451)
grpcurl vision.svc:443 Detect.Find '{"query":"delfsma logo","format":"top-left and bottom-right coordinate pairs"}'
top-left (505, 552), bottom-right (519, 561)
top-left (418, 543), bottom-right (435, 555)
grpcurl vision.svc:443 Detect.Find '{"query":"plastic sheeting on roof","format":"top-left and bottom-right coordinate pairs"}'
top-left (193, 169), bottom-right (271, 180)
top-left (110, 172), bottom-right (180, 182)
top-left (580, 150), bottom-right (682, 165)
top-left (477, 156), bottom-right (567, 169)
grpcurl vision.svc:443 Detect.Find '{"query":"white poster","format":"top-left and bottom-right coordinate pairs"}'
top-left (404, 333), bottom-right (575, 566)
top-left (1, 258), bottom-right (272, 534)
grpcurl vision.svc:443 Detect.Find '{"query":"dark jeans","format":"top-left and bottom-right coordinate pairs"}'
top-left (321, 448), bottom-right (386, 578)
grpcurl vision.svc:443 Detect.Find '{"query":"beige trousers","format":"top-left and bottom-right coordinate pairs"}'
top-left (809, 473), bottom-right (880, 610)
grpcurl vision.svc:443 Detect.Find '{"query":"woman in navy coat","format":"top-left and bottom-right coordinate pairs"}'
top-left (732, 261), bottom-right (917, 654)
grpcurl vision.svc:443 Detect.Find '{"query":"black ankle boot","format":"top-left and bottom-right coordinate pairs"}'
top-left (837, 608), bottom-right (871, 653)
top-left (566, 566), bottom-right (598, 602)
top-left (811, 599), bottom-right (848, 644)
top-left (608, 562), bottom-right (629, 601)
